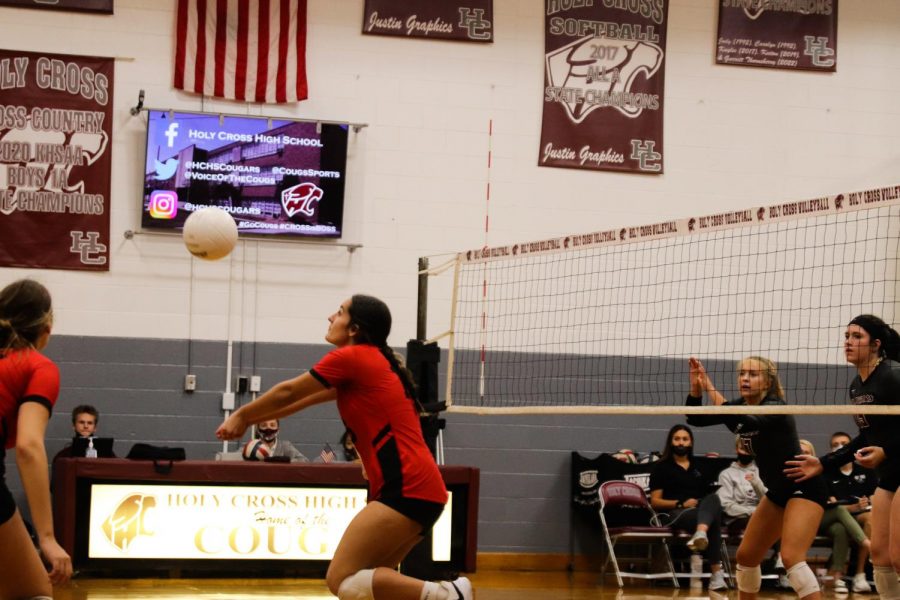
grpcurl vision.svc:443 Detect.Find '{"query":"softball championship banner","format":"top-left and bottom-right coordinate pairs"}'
top-left (716, 0), bottom-right (838, 72)
top-left (539, 0), bottom-right (669, 174)
top-left (460, 183), bottom-right (900, 263)
top-left (362, 0), bottom-right (493, 42)
top-left (87, 483), bottom-right (453, 561)
top-left (0, 49), bottom-right (112, 270)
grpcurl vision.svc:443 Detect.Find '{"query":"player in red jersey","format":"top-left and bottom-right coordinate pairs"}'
top-left (217, 295), bottom-right (472, 600)
top-left (0, 279), bottom-right (72, 599)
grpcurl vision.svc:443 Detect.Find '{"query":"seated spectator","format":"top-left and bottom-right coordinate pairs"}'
top-left (53, 404), bottom-right (115, 459)
top-left (340, 429), bottom-right (360, 463)
top-left (717, 435), bottom-right (766, 527)
top-left (824, 432), bottom-right (876, 594)
top-left (649, 424), bottom-right (726, 591)
top-left (800, 439), bottom-right (871, 596)
top-left (246, 419), bottom-right (308, 462)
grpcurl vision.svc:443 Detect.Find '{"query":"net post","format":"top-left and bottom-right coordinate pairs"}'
top-left (417, 256), bottom-right (428, 340)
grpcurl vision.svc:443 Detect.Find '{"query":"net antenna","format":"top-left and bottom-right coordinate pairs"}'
top-left (421, 185), bottom-right (900, 416)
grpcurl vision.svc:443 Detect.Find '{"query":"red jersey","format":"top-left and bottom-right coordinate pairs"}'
top-left (310, 344), bottom-right (447, 504)
top-left (0, 348), bottom-right (59, 449)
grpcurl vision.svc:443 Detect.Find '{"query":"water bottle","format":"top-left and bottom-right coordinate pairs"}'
top-left (690, 553), bottom-right (703, 590)
top-left (86, 436), bottom-right (98, 458)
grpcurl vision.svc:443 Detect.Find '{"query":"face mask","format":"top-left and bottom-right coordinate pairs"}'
top-left (258, 428), bottom-right (278, 443)
top-left (737, 454), bottom-right (754, 465)
top-left (672, 445), bottom-right (690, 457)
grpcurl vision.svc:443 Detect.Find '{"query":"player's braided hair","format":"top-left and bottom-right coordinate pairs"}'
top-left (347, 294), bottom-right (420, 409)
top-left (849, 314), bottom-right (900, 361)
top-left (0, 279), bottom-right (53, 351)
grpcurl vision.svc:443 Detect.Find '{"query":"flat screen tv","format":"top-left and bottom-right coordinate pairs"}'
top-left (141, 110), bottom-right (348, 239)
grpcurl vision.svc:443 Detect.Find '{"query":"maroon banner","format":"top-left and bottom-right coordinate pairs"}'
top-left (539, 0), bottom-right (669, 174)
top-left (0, 0), bottom-right (113, 12)
top-left (716, 0), bottom-right (838, 72)
top-left (362, 0), bottom-right (493, 42)
top-left (0, 49), bottom-right (113, 270)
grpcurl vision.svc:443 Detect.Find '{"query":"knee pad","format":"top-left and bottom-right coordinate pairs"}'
top-left (337, 569), bottom-right (375, 600)
top-left (736, 564), bottom-right (761, 593)
top-left (787, 561), bottom-right (820, 598)
top-left (874, 565), bottom-right (900, 600)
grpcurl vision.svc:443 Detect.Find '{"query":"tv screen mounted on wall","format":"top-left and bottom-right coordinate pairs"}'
top-left (142, 110), bottom-right (348, 239)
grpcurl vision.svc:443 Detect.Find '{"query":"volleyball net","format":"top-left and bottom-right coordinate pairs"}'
top-left (421, 184), bottom-right (900, 415)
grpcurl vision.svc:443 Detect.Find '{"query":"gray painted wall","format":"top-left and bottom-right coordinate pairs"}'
top-left (4, 335), bottom-right (855, 556)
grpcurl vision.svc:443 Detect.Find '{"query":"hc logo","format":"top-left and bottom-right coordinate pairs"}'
top-left (630, 139), bottom-right (662, 172)
top-left (69, 231), bottom-right (107, 265)
top-left (164, 122), bottom-right (179, 148)
top-left (803, 36), bottom-right (835, 68)
top-left (282, 182), bottom-right (323, 218)
top-left (458, 7), bottom-right (491, 40)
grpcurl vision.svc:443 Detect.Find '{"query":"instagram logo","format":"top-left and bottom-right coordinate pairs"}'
top-left (148, 190), bottom-right (178, 219)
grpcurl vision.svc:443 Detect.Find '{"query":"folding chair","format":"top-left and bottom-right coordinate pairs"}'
top-left (598, 480), bottom-right (679, 588)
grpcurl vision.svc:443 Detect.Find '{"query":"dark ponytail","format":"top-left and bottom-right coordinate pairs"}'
top-left (849, 314), bottom-right (900, 361)
top-left (347, 294), bottom-right (420, 408)
top-left (0, 279), bottom-right (53, 351)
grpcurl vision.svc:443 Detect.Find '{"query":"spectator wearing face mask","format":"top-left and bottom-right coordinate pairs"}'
top-left (718, 435), bottom-right (767, 524)
top-left (253, 419), bottom-right (309, 462)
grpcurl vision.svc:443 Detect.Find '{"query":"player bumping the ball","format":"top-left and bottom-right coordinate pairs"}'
top-left (216, 295), bottom-right (472, 600)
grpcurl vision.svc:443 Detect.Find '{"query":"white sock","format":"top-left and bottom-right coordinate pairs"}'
top-left (874, 565), bottom-right (900, 600)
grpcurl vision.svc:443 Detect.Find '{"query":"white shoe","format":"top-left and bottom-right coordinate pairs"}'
top-left (709, 570), bottom-right (727, 591)
top-left (686, 530), bottom-right (708, 552)
top-left (834, 579), bottom-right (849, 595)
top-left (444, 576), bottom-right (473, 600)
top-left (852, 574), bottom-right (872, 593)
top-left (778, 574), bottom-right (791, 589)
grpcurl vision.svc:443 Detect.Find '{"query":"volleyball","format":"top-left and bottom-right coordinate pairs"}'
top-left (242, 439), bottom-right (271, 461)
top-left (182, 207), bottom-right (238, 260)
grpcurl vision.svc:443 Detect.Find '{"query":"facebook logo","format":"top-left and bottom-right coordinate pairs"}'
top-left (164, 122), bottom-right (179, 148)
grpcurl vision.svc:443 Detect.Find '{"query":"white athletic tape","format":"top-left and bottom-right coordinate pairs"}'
top-left (337, 569), bottom-right (375, 600)
top-left (787, 561), bottom-right (819, 597)
top-left (736, 564), bottom-right (761, 593)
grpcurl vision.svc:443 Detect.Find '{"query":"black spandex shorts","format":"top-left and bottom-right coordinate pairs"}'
top-left (876, 461), bottom-right (900, 492)
top-left (765, 476), bottom-right (829, 508)
top-left (377, 497), bottom-right (446, 534)
top-left (0, 478), bottom-right (16, 526)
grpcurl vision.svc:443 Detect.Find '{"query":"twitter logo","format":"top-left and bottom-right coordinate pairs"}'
top-left (154, 158), bottom-right (179, 180)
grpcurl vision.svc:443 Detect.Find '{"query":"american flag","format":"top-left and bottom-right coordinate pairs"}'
top-left (319, 443), bottom-right (336, 464)
top-left (174, 0), bottom-right (308, 104)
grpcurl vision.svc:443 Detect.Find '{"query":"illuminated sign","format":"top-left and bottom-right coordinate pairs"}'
top-left (88, 484), bottom-right (452, 561)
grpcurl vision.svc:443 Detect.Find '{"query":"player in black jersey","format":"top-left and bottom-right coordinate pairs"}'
top-left (687, 355), bottom-right (827, 600)
top-left (786, 315), bottom-right (900, 600)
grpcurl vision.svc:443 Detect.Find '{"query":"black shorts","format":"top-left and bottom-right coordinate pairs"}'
top-left (377, 496), bottom-right (445, 534)
top-left (0, 478), bottom-right (16, 526)
top-left (765, 476), bottom-right (829, 508)
top-left (876, 460), bottom-right (900, 492)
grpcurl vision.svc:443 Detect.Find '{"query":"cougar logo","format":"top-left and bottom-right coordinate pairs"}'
top-left (0, 114), bottom-right (108, 216)
top-left (546, 35), bottom-right (663, 123)
top-left (102, 494), bottom-right (157, 551)
top-left (282, 182), bottom-right (323, 218)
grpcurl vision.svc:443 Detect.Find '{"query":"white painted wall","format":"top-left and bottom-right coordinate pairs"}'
top-left (2, 0), bottom-right (898, 347)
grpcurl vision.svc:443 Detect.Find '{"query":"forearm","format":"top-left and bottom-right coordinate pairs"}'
top-left (235, 374), bottom-right (328, 424)
top-left (16, 442), bottom-right (55, 538)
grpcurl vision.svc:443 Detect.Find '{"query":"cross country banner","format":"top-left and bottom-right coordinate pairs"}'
top-left (362, 0), bottom-right (493, 42)
top-left (539, 0), bottom-right (669, 174)
top-left (716, 0), bottom-right (838, 72)
top-left (0, 49), bottom-right (112, 271)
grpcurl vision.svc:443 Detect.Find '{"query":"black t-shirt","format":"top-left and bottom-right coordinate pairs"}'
top-left (649, 457), bottom-right (708, 502)
top-left (825, 462), bottom-right (878, 502)
top-left (687, 394), bottom-right (809, 495)
top-left (823, 360), bottom-right (900, 473)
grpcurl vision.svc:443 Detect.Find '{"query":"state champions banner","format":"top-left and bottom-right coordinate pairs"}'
top-left (539, 0), bottom-right (669, 174)
top-left (0, 49), bottom-right (112, 270)
top-left (716, 0), bottom-right (838, 72)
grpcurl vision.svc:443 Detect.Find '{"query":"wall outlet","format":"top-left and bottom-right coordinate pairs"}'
top-left (222, 392), bottom-right (235, 410)
top-left (250, 375), bottom-right (262, 392)
top-left (184, 374), bottom-right (197, 392)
